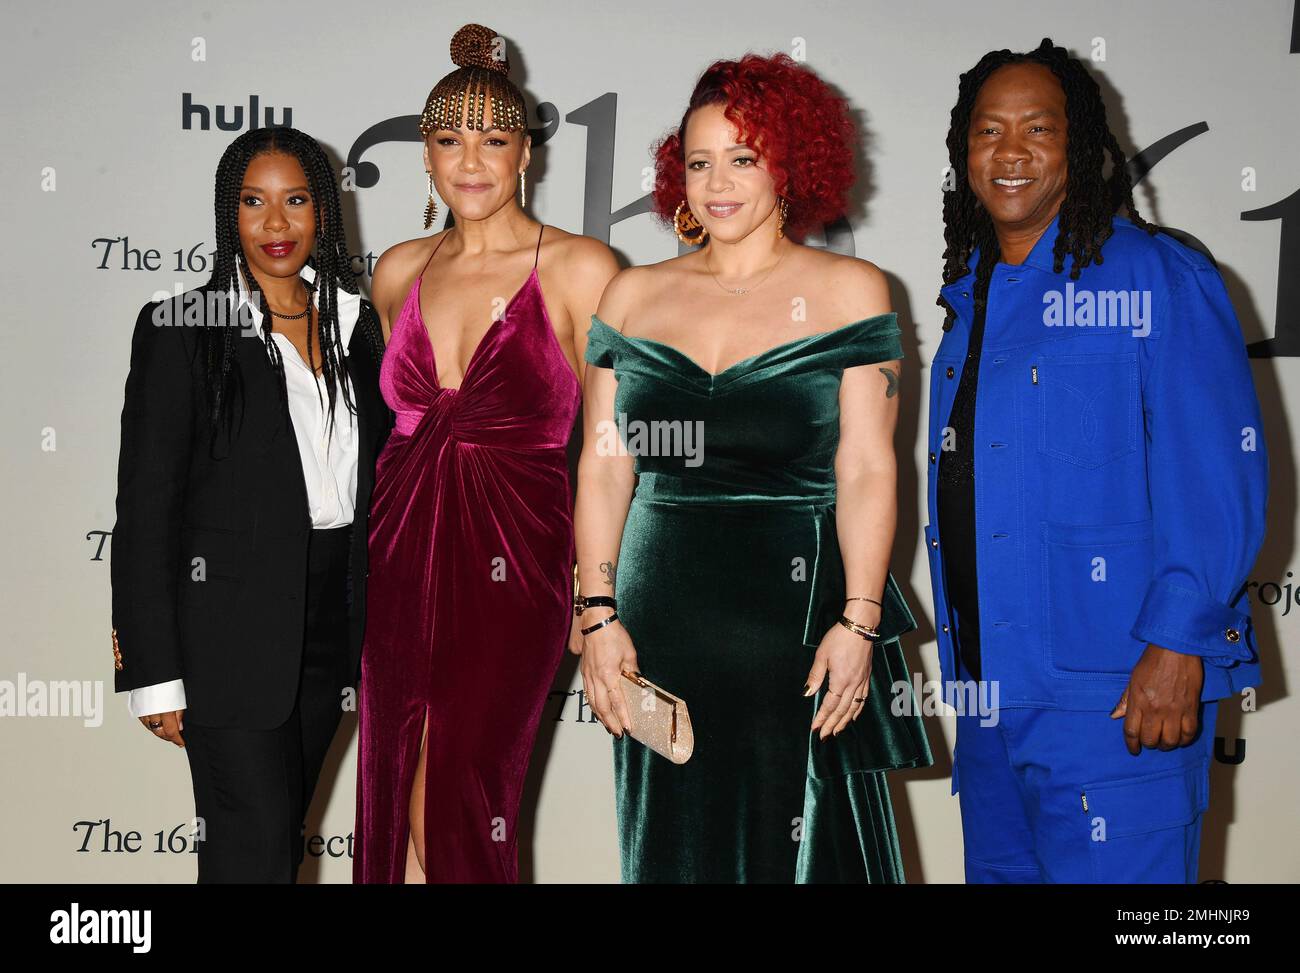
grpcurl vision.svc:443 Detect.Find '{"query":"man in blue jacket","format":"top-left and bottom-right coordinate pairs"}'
top-left (927, 38), bottom-right (1267, 882)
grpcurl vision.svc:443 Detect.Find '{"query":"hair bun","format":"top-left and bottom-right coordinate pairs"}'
top-left (450, 24), bottom-right (509, 75)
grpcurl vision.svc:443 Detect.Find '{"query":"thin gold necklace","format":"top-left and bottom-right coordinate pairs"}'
top-left (704, 244), bottom-right (788, 296)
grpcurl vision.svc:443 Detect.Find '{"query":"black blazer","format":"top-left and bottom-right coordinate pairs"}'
top-left (110, 283), bottom-right (393, 729)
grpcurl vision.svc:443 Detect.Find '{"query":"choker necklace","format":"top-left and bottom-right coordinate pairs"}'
top-left (267, 282), bottom-right (313, 320)
top-left (705, 245), bottom-right (787, 296)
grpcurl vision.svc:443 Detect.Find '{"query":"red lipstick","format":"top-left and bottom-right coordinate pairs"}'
top-left (261, 241), bottom-right (296, 258)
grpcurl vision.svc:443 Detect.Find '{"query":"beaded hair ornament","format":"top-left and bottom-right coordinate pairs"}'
top-left (418, 23), bottom-right (527, 137)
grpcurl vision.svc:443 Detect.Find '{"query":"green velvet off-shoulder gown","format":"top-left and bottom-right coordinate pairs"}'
top-left (584, 310), bottom-right (933, 884)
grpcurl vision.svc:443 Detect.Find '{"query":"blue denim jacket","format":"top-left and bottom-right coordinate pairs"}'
top-left (925, 214), bottom-right (1267, 709)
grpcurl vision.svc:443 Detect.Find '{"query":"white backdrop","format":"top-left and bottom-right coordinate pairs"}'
top-left (1, 0), bottom-right (1296, 882)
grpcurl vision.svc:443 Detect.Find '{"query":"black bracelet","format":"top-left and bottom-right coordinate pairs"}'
top-left (574, 595), bottom-right (617, 616)
top-left (581, 612), bottom-right (619, 636)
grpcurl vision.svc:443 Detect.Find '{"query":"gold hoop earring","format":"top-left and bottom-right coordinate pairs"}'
top-left (519, 171), bottom-right (527, 210)
top-left (776, 197), bottom-right (788, 239)
top-left (674, 200), bottom-right (708, 246)
top-left (423, 172), bottom-right (438, 230)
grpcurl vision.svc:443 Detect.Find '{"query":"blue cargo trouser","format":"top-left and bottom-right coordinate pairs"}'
top-left (952, 652), bottom-right (1218, 884)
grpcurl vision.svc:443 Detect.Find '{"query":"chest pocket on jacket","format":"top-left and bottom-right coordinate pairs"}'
top-left (1035, 352), bottom-right (1139, 469)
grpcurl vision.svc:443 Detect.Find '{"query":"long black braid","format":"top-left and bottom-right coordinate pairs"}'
top-left (938, 37), bottom-right (1157, 327)
top-left (202, 126), bottom-right (385, 450)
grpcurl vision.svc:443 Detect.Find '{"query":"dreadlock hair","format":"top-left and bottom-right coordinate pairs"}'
top-left (203, 126), bottom-right (384, 453)
top-left (938, 37), bottom-right (1156, 328)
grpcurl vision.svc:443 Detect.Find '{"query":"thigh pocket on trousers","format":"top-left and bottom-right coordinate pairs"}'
top-left (1082, 760), bottom-right (1209, 882)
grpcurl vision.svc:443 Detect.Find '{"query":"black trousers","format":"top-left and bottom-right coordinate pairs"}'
top-left (183, 524), bottom-right (353, 883)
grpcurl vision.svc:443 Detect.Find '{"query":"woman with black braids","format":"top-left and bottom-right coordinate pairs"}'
top-left (110, 126), bottom-right (392, 883)
top-left (925, 38), bottom-right (1266, 883)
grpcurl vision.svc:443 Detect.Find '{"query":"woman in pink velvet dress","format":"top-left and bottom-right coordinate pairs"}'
top-left (353, 24), bottom-right (617, 883)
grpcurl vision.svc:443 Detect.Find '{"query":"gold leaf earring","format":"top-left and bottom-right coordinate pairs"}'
top-left (674, 200), bottom-right (708, 246)
top-left (776, 197), bottom-right (788, 239)
top-left (423, 172), bottom-right (438, 230)
top-left (519, 171), bottom-right (527, 209)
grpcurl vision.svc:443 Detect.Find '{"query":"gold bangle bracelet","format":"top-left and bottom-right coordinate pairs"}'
top-left (846, 595), bottom-right (883, 608)
top-left (838, 615), bottom-right (880, 641)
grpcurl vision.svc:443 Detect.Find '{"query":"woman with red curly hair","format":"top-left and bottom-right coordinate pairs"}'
top-left (573, 52), bottom-right (931, 882)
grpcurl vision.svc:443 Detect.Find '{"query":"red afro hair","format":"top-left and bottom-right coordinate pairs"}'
top-left (650, 52), bottom-right (857, 241)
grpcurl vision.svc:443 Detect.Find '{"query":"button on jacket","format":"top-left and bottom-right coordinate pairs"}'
top-left (925, 214), bottom-right (1267, 710)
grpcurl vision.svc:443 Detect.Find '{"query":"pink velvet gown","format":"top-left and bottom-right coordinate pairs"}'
top-left (354, 225), bottom-right (579, 882)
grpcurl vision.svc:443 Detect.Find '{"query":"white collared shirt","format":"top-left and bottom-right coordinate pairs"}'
top-left (126, 265), bottom-right (361, 719)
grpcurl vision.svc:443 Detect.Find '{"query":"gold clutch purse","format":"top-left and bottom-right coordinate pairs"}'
top-left (617, 670), bottom-right (694, 764)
